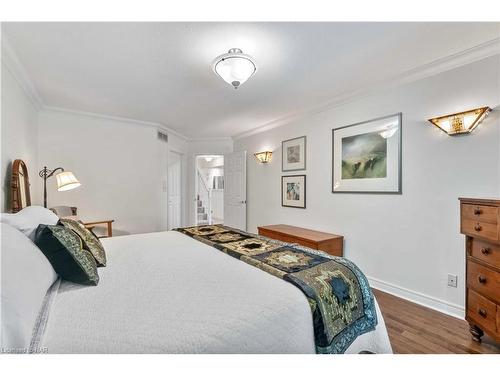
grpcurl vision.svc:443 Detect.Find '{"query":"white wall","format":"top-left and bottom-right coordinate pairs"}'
top-left (1, 62), bottom-right (40, 211)
top-left (38, 109), bottom-right (188, 235)
top-left (234, 55), bottom-right (500, 316)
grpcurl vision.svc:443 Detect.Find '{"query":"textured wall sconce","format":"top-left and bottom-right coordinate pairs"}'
top-left (254, 151), bottom-right (273, 164)
top-left (428, 106), bottom-right (491, 135)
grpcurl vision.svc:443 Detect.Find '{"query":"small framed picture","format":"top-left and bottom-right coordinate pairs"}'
top-left (282, 175), bottom-right (306, 209)
top-left (282, 136), bottom-right (306, 171)
top-left (332, 113), bottom-right (402, 194)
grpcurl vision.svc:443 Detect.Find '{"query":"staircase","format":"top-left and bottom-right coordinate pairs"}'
top-left (196, 169), bottom-right (212, 225)
top-left (197, 197), bottom-right (209, 225)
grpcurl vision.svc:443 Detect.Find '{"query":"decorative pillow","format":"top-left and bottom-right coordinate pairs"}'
top-left (34, 225), bottom-right (99, 286)
top-left (59, 218), bottom-right (107, 267)
top-left (1, 223), bottom-right (58, 351)
top-left (0, 206), bottom-right (59, 241)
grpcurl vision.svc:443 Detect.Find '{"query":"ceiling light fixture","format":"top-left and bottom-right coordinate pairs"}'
top-left (428, 107), bottom-right (491, 136)
top-left (212, 48), bottom-right (257, 89)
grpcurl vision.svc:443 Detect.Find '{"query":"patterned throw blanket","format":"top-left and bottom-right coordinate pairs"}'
top-left (174, 225), bottom-right (377, 354)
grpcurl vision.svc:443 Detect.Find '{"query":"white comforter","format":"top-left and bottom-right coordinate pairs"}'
top-left (39, 230), bottom-right (392, 354)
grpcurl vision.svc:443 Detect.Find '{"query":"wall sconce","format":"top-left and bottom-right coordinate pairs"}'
top-left (254, 151), bottom-right (273, 164)
top-left (428, 106), bottom-right (491, 136)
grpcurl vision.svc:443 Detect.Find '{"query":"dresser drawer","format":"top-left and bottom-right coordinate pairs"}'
top-left (498, 308), bottom-right (500, 333)
top-left (462, 204), bottom-right (498, 224)
top-left (471, 239), bottom-right (500, 269)
top-left (468, 289), bottom-right (498, 334)
top-left (462, 219), bottom-right (499, 242)
top-left (467, 260), bottom-right (500, 303)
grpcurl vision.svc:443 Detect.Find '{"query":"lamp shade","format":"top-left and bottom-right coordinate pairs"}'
top-left (56, 171), bottom-right (81, 191)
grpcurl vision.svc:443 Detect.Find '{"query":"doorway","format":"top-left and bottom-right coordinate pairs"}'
top-left (167, 150), bottom-right (182, 230)
top-left (195, 155), bottom-right (224, 226)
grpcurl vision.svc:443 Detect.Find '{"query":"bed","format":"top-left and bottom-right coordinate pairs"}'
top-left (1, 213), bottom-right (391, 354)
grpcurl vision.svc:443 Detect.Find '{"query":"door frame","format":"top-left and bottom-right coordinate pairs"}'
top-left (193, 154), bottom-right (224, 226)
top-left (167, 149), bottom-right (184, 230)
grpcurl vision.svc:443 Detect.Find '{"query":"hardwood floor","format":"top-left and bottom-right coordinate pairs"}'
top-left (373, 289), bottom-right (500, 354)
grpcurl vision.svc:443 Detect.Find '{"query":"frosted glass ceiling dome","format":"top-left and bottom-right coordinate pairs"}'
top-left (212, 48), bottom-right (257, 89)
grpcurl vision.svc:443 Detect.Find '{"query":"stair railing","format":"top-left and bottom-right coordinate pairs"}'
top-left (197, 169), bottom-right (212, 225)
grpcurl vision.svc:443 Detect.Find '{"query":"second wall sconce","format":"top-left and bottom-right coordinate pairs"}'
top-left (254, 151), bottom-right (273, 164)
top-left (428, 106), bottom-right (491, 136)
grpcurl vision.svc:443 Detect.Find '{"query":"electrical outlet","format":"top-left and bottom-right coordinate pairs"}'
top-left (447, 274), bottom-right (458, 288)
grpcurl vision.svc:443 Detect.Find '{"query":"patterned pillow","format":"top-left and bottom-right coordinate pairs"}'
top-left (34, 224), bottom-right (99, 286)
top-left (59, 218), bottom-right (107, 267)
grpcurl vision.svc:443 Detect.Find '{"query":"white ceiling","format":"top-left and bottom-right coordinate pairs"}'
top-left (3, 22), bottom-right (499, 139)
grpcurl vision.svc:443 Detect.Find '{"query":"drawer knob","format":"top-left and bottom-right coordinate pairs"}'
top-left (474, 208), bottom-right (482, 215)
top-left (474, 223), bottom-right (482, 232)
top-left (478, 308), bottom-right (487, 318)
top-left (478, 275), bottom-right (487, 284)
top-left (481, 247), bottom-right (491, 255)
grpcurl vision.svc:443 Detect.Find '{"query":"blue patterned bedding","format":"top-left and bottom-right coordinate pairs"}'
top-left (174, 225), bottom-right (377, 354)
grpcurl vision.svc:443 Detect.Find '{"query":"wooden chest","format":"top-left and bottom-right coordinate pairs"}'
top-left (459, 198), bottom-right (500, 343)
top-left (257, 224), bottom-right (343, 257)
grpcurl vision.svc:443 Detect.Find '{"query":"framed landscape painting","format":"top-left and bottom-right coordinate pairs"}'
top-left (282, 136), bottom-right (306, 171)
top-left (282, 175), bottom-right (306, 208)
top-left (332, 113), bottom-right (402, 194)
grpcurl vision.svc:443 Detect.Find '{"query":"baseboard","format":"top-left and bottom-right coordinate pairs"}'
top-left (368, 276), bottom-right (465, 320)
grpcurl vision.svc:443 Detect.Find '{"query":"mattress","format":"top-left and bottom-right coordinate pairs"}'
top-left (36, 230), bottom-right (392, 354)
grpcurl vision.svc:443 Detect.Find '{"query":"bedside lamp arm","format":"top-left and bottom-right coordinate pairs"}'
top-left (39, 166), bottom-right (65, 179)
top-left (39, 166), bottom-right (65, 208)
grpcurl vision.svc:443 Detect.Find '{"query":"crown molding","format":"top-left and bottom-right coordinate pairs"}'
top-left (1, 34), bottom-right (44, 111)
top-left (42, 106), bottom-right (235, 143)
top-left (1, 33), bottom-right (192, 142)
top-left (41, 105), bottom-right (190, 141)
top-left (233, 37), bottom-right (500, 140)
top-left (42, 106), bottom-right (236, 143)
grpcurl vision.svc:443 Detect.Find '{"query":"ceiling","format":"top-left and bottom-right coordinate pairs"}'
top-left (3, 22), bottom-right (499, 139)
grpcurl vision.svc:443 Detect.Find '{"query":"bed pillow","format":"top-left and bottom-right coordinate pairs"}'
top-left (34, 224), bottom-right (99, 286)
top-left (1, 223), bottom-right (58, 351)
top-left (0, 206), bottom-right (59, 241)
top-left (59, 218), bottom-right (107, 267)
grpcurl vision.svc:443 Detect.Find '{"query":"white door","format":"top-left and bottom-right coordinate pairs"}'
top-left (224, 151), bottom-right (246, 231)
top-left (168, 151), bottom-right (182, 230)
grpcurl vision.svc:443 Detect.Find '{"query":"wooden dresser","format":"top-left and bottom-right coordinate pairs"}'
top-left (257, 224), bottom-right (343, 257)
top-left (459, 198), bottom-right (500, 343)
